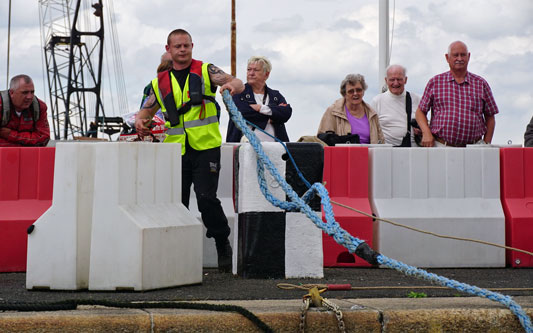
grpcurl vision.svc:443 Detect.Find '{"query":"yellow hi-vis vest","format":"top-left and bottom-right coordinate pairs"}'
top-left (152, 61), bottom-right (221, 155)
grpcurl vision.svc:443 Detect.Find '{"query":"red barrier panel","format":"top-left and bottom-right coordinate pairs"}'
top-left (500, 147), bottom-right (533, 267)
top-left (322, 146), bottom-right (373, 267)
top-left (0, 147), bottom-right (55, 272)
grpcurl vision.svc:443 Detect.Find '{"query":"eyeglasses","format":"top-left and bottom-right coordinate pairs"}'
top-left (346, 88), bottom-right (364, 95)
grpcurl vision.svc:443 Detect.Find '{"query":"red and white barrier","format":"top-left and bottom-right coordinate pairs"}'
top-left (500, 147), bottom-right (533, 267)
top-left (370, 147), bottom-right (505, 267)
top-left (0, 147), bottom-right (54, 272)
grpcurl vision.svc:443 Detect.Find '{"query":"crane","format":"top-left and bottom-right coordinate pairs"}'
top-left (39, 0), bottom-right (127, 140)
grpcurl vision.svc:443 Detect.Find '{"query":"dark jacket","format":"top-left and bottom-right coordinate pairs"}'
top-left (0, 93), bottom-right (50, 147)
top-left (226, 83), bottom-right (291, 142)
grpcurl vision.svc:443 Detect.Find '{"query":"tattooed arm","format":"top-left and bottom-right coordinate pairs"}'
top-left (208, 64), bottom-right (244, 96)
top-left (135, 87), bottom-right (160, 137)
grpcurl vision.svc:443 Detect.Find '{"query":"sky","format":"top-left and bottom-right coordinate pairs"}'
top-left (1, 0), bottom-right (532, 145)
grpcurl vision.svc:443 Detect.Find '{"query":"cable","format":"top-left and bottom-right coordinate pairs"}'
top-left (0, 300), bottom-right (273, 333)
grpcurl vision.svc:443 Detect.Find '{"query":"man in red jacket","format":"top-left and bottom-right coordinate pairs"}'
top-left (0, 75), bottom-right (50, 146)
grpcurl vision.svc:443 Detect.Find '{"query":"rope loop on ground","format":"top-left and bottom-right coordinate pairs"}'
top-left (222, 90), bottom-right (533, 333)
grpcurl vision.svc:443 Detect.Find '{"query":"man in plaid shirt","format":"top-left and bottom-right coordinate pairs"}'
top-left (415, 41), bottom-right (498, 147)
top-left (0, 75), bottom-right (50, 147)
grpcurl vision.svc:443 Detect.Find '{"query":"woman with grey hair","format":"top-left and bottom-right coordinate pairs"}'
top-left (226, 56), bottom-right (292, 142)
top-left (317, 74), bottom-right (384, 144)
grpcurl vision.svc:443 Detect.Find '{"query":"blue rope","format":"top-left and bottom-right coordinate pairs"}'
top-left (222, 90), bottom-right (533, 332)
top-left (240, 117), bottom-right (312, 189)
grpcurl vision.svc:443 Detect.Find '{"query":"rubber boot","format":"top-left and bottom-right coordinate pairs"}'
top-left (215, 238), bottom-right (232, 273)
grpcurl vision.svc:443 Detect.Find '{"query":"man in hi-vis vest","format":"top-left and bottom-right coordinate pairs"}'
top-left (135, 29), bottom-right (244, 272)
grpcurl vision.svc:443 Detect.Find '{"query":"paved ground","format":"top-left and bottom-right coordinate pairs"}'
top-left (1, 267), bottom-right (531, 303)
top-left (1, 268), bottom-right (532, 332)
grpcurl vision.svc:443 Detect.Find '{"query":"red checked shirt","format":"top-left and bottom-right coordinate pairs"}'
top-left (0, 98), bottom-right (50, 147)
top-left (418, 71), bottom-right (499, 146)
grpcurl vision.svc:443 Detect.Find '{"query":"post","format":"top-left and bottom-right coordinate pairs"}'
top-left (378, 0), bottom-right (389, 92)
top-left (231, 0), bottom-right (236, 77)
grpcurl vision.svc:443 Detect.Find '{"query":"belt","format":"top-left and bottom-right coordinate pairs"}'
top-left (434, 137), bottom-right (464, 147)
top-left (434, 136), bottom-right (481, 147)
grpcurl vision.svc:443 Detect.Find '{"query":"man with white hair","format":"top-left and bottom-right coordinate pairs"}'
top-left (415, 41), bottom-right (498, 147)
top-left (0, 74), bottom-right (50, 146)
top-left (371, 64), bottom-right (420, 146)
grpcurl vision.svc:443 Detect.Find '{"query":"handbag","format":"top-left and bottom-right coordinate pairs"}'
top-left (317, 131), bottom-right (360, 146)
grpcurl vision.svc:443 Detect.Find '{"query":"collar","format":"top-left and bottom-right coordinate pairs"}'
top-left (243, 83), bottom-right (269, 101)
top-left (446, 71), bottom-right (471, 84)
top-left (385, 90), bottom-right (407, 98)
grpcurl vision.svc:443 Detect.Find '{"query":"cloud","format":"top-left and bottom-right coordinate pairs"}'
top-left (427, 0), bottom-right (533, 39)
top-left (330, 18), bottom-right (364, 31)
top-left (253, 15), bottom-right (304, 33)
top-left (2, 0), bottom-right (532, 144)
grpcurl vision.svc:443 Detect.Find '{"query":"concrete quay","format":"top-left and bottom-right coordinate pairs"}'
top-left (1, 268), bottom-right (532, 332)
top-left (1, 297), bottom-right (532, 332)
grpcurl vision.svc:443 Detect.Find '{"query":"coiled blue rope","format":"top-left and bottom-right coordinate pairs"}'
top-left (222, 90), bottom-right (532, 332)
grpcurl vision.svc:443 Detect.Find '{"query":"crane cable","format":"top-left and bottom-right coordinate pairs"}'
top-left (6, 0), bottom-right (12, 88)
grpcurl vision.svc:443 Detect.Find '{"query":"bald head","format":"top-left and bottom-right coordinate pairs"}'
top-left (446, 40), bottom-right (470, 74)
top-left (447, 41), bottom-right (469, 55)
top-left (386, 64), bottom-right (406, 77)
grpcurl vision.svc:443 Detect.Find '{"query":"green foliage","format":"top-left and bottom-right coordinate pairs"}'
top-left (407, 291), bottom-right (427, 298)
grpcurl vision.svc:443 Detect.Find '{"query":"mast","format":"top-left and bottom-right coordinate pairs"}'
top-left (378, 0), bottom-right (389, 92)
top-left (231, 0), bottom-right (236, 77)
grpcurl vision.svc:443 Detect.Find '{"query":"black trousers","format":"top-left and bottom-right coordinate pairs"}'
top-left (181, 144), bottom-right (230, 241)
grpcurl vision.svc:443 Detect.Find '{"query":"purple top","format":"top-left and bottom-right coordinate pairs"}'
top-left (345, 106), bottom-right (370, 144)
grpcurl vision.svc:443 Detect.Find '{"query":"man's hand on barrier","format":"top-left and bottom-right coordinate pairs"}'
top-left (135, 117), bottom-right (152, 137)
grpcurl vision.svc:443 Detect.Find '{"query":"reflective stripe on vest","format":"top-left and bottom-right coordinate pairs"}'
top-left (166, 114), bottom-right (218, 135)
top-left (166, 127), bottom-right (185, 135)
top-left (152, 61), bottom-right (221, 155)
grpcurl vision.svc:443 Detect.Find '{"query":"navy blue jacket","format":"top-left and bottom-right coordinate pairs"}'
top-left (226, 83), bottom-right (291, 142)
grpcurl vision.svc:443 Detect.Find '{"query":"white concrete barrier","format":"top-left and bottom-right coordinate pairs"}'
top-left (236, 143), bottom-right (286, 213)
top-left (188, 143), bottom-right (239, 269)
top-left (285, 212), bottom-right (323, 278)
top-left (26, 143), bottom-right (94, 290)
top-left (88, 143), bottom-right (202, 290)
top-left (369, 147), bottom-right (505, 267)
top-left (235, 143), bottom-right (323, 278)
top-left (27, 142), bottom-right (203, 291)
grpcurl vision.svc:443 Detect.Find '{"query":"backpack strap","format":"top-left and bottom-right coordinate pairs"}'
top-left (0, 90), bottom-right (10, 127)
top-left (0, 90), bottom-right (40, 127)
top-left (157, 70), bottom-right (181, 126)
top-left (396, 91), bottom-right (413, 147)
top-left (405, 91), bottom-right (412, 133)
top-left (31, 97), bottom-right (40, 122)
